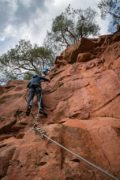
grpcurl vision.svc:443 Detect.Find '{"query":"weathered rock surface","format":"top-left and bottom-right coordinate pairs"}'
top-left (0, 30), bottom-right (120, 180)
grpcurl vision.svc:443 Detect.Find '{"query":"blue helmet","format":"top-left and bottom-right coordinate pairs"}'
top-left (43, 68), bottom-right (49, 75)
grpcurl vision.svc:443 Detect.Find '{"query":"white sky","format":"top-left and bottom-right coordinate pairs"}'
top-left (0, 0), bottom-right (110, 55)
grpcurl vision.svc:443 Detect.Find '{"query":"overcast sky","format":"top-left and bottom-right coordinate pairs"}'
top-left (0, 0), bottom-right (110, 55)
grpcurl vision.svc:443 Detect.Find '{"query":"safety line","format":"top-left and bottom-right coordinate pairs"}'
top-left (25, 92), bottom-right (118, 180)
top-left (34, 126), bottom-right (118, 180)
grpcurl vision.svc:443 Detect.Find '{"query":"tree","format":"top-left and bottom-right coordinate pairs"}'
top-left (76, 8), bottom-right (100, 38)
top-left (0, 40), bottom-right (54, 83)
top-left (52, 14), bottom-right (76, 46)
top-left (44, 5), bottom-right (100, 54)
top-left (98, 0), bottom-right (120, 27)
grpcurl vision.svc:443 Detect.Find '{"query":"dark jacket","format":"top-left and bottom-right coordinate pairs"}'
top-left (27, 75), bottom-right (49, 89)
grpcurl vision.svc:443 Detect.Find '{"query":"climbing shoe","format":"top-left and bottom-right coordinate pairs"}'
top-left (26, 105), bottom-right (32, 116)
top-left (39, 109), bottom-right (48, 117)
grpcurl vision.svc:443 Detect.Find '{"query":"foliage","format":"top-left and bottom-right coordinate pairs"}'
top-left (98, 0), bottom-right (120, 27)
top-left (44, 5), bottom-right (100, 54)
top-left (23, 72), bottom-right (34, 80)
top-left (0, 40), bottom-right (54, 83)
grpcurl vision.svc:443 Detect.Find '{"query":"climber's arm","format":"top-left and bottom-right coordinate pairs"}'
top-left (40, 76), bottom-right (50, 82)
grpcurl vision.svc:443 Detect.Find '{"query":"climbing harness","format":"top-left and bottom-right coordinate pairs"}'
top-left (33, 125), bottom-right (118, 180)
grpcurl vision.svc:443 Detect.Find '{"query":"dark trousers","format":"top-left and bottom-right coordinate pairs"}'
top-left (27, 87), bottom-right (44, 110)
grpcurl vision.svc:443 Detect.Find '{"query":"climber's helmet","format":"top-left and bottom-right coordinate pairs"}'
top-left (43, 68), bottom-right (49, 75)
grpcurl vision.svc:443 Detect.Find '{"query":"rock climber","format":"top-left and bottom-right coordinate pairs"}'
top-left (26, 74), bottom-right (50, 116)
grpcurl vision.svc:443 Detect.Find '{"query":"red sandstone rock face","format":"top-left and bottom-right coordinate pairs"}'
top-left (0, 31), bottom-right (120, 180)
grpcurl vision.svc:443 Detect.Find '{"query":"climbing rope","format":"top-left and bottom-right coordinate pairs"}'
top-left (25, 91), bottom-right (118, 180)
top-left (33, 125), bottom-right (118, 180)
